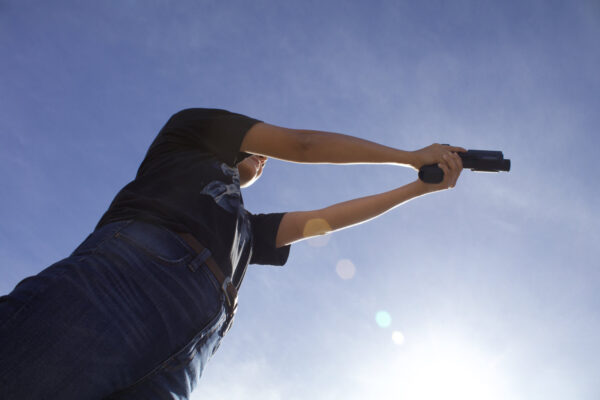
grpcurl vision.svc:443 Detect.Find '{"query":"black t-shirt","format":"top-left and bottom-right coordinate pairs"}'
top-left (96, 108), bottom-right (291, 287)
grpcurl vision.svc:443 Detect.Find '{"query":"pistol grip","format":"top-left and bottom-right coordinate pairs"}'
top-left (418, 164), bottom-right (444, 183)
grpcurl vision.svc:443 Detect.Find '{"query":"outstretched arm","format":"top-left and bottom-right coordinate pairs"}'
top-left (241, 123), bottom-right (465, 169)
top-left (275, 152), bottom-right (463, 247)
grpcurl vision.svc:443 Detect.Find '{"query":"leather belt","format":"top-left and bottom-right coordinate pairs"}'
top-left (176, 232), bottom-right (238, 334)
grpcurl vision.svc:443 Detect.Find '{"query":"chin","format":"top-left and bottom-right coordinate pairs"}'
top-left (240, 176), bottom-right (258, 188)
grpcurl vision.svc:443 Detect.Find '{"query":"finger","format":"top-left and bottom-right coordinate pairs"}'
top-left (452, 166), bottom-right (462, 187)
top-left (444, 154), bottom-right (460, 187)
top-left (455, 152), bottom-right (463, 169)
top-left (438, 162), bottom-right (451, 187)
top-left (448, 146), bottom-right (467, 153)
top-left (442, 153), bottom-right (455, 169)
top-left (438, 162), bottom-right (449, 176)
top-left (449, 152), bottom-right (462, 170)
top-left (455, 165), bottom-right (463, 183)
top-left (450, 154), bottom-right (463, 186)
top-left (449, 162), bottom-right (460, 187)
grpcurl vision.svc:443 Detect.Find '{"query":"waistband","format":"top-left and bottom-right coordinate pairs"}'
top-left (75, 220), bottom-right (238, 333)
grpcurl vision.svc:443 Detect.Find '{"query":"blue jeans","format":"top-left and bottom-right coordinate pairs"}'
top-left (0, 220), bottom-right (228, 399)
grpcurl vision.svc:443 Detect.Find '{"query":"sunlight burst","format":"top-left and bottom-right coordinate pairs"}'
top-left (391, 330), bottom-right (405, 345)
top-left (395, 340), bottom-right (506, 400)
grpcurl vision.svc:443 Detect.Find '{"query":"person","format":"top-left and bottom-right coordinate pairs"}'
top-left (0, 108), bottom-right (465, 399)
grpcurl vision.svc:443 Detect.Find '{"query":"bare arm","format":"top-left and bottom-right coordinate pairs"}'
top-left (241, 122), bottom-right (465, 169)
top-left (275, 152), bottom-right (463, 247)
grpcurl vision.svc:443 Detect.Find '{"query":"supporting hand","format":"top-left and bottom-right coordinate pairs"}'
top-left (410, 143), bottom-right (466, 170)
top-left (415, 151), bottom-right (464, 193)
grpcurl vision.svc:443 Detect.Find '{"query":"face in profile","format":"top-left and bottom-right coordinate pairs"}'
top-left (238, 155), bottom-right (268, 187)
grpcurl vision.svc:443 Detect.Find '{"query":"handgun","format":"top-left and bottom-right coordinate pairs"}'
top-left (418, 149), bottom-right (511, 183)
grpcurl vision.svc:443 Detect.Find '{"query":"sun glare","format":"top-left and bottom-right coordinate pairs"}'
top-left (395, 340), bottom-right (506, 400)
top-left (391, 330), bottom-right (405, 345)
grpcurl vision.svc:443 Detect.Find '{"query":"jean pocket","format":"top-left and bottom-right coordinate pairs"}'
top-left (114, 231), bottom-right (192, 266)
top-left (71, 221), bottom-right (133, 257)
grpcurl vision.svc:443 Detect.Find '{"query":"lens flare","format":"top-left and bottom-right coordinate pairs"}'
top-left (303, 218), bottom-right (332, 247)
top-left (375, 311), bottom-right (392, 328)
top-left (307, 235), bottom-right (331, 247)
top-left (336, 259), bottom-right (356, 280)
top-left (392, 330), bottom-right (405, 345)
top-left (302, 218), bottom-right (331, 237)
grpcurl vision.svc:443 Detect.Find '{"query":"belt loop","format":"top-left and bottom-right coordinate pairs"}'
top-left (221, 277), bottom-right (238, 311)
top-left (220, 277), bottom-right (238, 335)
top-left (175, 231), bottom-right (238, 335)
top-left (188, 248), bottom-right (211, 272)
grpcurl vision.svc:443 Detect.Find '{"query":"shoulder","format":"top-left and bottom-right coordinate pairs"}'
top-left (167, 108), bottom-right (232, 123)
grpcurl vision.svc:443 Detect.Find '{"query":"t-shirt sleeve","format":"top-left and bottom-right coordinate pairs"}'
top-left (156, 108), bottom-right (262, 166)
top-left (249, 212), bottom-right (291, 266)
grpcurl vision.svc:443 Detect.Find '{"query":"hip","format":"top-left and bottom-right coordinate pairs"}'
top-left (0, 220), bottom-right (228, 399)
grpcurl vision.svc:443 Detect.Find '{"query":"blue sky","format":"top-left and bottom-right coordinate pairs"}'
top-left (1, 1), bottom-right (599, 399)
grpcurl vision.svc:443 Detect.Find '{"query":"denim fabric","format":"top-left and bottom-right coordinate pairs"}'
top-left (0, 220), bottom-right (228, 400)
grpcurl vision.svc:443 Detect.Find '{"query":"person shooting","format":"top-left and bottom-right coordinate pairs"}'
top-left (1, 108), bottom-right (468, 399)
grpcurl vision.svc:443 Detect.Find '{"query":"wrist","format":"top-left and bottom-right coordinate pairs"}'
top-left (410, 179), bottom-right (435, 195)
top-left (395, 149), bottom-right (418, 169)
